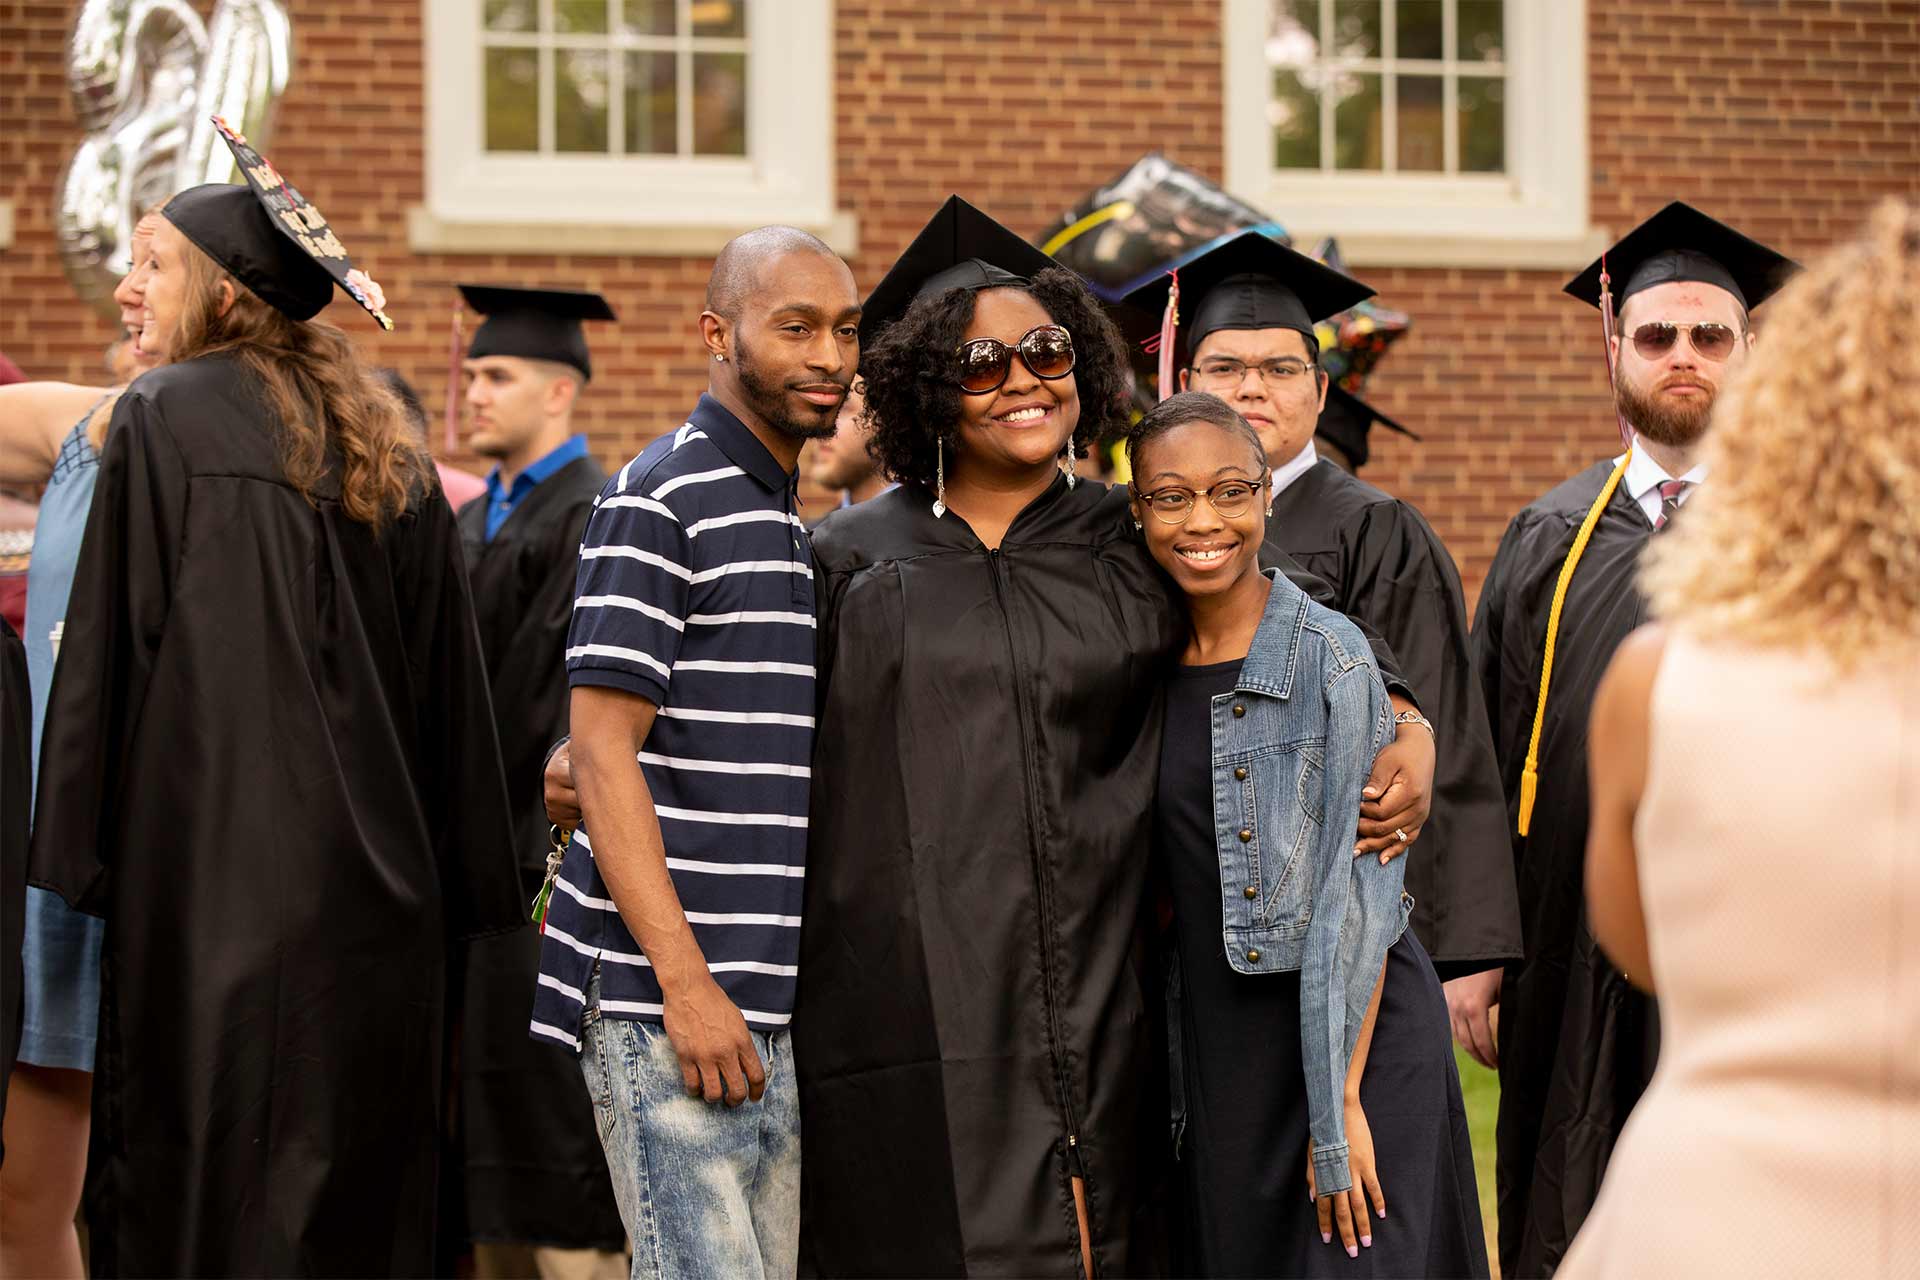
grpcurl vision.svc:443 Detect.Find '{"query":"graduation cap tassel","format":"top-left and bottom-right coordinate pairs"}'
top-left (443, 305), bottom-right (464, 454)
top-left (1596, 256), bottom-right (1636, 453)
top-left (1155, 270), bottom-right (1180, 403)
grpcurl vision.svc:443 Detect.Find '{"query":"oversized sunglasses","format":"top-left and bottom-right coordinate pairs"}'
top-left (954, 325), bottom-right (1076, 395)
top-left (1631, 321), bottom-right (1739, 362)
top-left (1130, 476), bottom-right (1268, 525)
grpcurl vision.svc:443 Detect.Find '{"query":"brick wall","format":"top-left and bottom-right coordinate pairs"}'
top-left (4, 0), bottom-right (1917, 598)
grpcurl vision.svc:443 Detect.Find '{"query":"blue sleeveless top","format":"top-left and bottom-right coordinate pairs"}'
top-left (25, 411), bottom-right (103, 788)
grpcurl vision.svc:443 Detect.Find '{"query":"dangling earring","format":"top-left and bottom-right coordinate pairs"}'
top-left (1059, 440), bottom-right (1077, 489)
top-left (932, 438), bottom-right (947, 518)
top-left (1131, 518), bottom-right (1143, 532)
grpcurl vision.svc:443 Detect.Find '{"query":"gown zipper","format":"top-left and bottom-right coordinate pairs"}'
top-left (985, 544), bottom-right (1093, 1267)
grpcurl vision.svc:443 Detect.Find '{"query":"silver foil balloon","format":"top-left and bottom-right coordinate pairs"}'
top-left (54, 0), bottom-right (294, 321)
top-left (178, 1), bottom-right (293, 189)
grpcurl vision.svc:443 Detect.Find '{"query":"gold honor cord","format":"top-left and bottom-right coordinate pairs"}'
top-left (1517, 254), bottom-right (1638, 837)
top-left (1515, 449), bottom-right (1630, 837)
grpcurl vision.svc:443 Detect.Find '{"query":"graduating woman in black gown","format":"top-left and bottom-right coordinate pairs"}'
top-left (29, 153), bottom-right (522, 1274)
top-left (1128, 393), bottom-right (1486, 1279)
top-left (795, 198), bottom-right (1437, 1278)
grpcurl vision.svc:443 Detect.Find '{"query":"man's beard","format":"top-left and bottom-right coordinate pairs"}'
top-left (736, 337), bottom-right (843, 441)
top-left (1616, 371), bottom-right (1717, 448)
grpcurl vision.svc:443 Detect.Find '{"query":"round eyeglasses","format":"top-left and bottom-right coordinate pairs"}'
top-left (1130, 476), bottom-right (1269, 525)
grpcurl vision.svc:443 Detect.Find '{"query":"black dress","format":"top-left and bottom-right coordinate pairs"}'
top-left (1470, 460), bottom-right (1661, 1277)
top-left (1267, 460), bottom-right (1520, 978)
top-left (28, 356), bottom-right (526, 1276)
top-left (1160, 659), bottom-right (1488, 1279)
top-left (451, 458), bottom-right (624, 1254)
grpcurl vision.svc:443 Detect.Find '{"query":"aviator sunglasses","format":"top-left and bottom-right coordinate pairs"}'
top-left (1629, 321), bottom-right (1740, 362)
top-left (954, 324), bottom-right (1076, 395)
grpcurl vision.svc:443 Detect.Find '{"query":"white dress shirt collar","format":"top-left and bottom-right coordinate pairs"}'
top-left (1269, 438), bottom-right (1320, 498)
top-left (1616, 441), bottom-right (1708, 527)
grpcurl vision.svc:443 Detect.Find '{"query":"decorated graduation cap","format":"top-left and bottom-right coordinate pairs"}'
top-left (458, 285), bottom-right (618, 381)
top-left (1315, 384), bottom-right (1420, 473)
top-left (162, 116), bottom-right (392, 329)
top-left (859, 196), bottom-right (1062, 350)
top-left (1120, 229), bottom-right (1376, 400)
top-left (1563, 200), bottom-right (1797, 315)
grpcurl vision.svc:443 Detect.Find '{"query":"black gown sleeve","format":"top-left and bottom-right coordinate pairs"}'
top-left (1470, 513), bottom-right (1526, 773)
top-left (394, 490), bottom-right (525, 940)
top-left (29, 393), bottom-right (189, 914)
top-left (1346, 501), bottom-right (1520, 974)
top-left (1, 617), bottom-right (30, 1136)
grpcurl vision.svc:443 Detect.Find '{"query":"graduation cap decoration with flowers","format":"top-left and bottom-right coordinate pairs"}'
top-left (163, 115), bottom-right (392, 330)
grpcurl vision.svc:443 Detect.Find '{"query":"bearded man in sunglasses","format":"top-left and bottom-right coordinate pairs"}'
top-left (1469, 202), bottom-right (1797, 1279)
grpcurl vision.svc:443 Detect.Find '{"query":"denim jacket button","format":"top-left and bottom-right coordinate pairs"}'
top-left (1237, 828), bottom-right (1252, 843)
top-left (1233, 766), bottom-right (1248, 780)
top-left (1246, 948), bottom-right (1261, 962)
top-left (1243, 885), bottom-right (1258, 900)
top-left (1232, 704), bottom-right (1246, 718)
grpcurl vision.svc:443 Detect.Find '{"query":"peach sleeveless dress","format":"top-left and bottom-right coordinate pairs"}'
top-left (1559, 632), bottom-right (1920, 1278)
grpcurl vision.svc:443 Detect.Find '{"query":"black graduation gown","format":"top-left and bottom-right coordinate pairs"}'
top-left (1267, 459), bottom-right (1521, 978)
top-left (1469, 460), bottom-right (1661, 1279)
top-left (452, 456), bottom-right (624, 1252)
top-left (27, 355), bottom-right (525, 1277)
top-left (796, 475), bottom-right (1411, 1278)
top-left (0, 616), bottom-right (28, 1149)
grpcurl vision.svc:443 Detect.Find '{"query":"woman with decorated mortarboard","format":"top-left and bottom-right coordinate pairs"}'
top-left (794, 198), bottom-right (1432, 1277)
top-left (1469, 201), bottom-right (1797, 1278)
top-left (27, 124), bottom-right (523, 1274)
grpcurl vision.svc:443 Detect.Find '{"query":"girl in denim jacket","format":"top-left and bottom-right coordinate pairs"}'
top-left (1130, 393), bottom-right (1487, 1278)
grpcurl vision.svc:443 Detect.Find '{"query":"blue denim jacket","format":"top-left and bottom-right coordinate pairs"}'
top-left (1175, 569), bottom-right (1410, 1196)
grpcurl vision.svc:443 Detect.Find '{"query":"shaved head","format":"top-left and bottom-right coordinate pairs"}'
top-left (706, 225), bottom-right (841, 320)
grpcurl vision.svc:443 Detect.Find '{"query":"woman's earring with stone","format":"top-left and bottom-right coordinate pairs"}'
top-left (932, 438), bottom-right (947, 518)
top-left (1059, 441), bottom-right (1077, 489)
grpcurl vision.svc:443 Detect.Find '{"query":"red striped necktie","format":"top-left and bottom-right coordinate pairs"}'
top-left (1653, 478), bottom-right (1692, 531)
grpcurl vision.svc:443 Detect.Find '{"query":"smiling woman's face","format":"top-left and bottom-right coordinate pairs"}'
top-left (951, 287), bottom-right (1080, 480)
top-left (1129, 418), bottom-right (1269, 602)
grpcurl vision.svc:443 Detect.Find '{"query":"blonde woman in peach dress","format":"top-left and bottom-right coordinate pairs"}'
top-left (1565, 199), bottom-right (1920, 1279)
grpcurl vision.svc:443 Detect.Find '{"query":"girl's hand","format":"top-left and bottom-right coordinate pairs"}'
top-left (1306, 1099), bottom-right (1387, 1257)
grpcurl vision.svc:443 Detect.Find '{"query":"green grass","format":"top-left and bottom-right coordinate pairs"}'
top-left (1455, 1045), bottom-right (1501, 1276)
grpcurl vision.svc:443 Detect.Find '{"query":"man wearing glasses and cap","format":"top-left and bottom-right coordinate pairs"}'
top-left (1124, 234), bottom-right (1521, 1049)
top-left (449, 284), bottom-right (626, 1278)
top-left (1469, 202), bottom-right (1796, 1277)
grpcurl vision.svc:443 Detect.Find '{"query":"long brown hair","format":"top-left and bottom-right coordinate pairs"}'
top-left (170, 239), bottom-right (430, 530)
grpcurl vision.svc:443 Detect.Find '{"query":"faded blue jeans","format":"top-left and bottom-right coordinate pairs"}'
top-left (578, 972), bottom-right (800, 1280)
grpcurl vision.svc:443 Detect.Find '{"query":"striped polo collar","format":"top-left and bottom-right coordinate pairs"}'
top-left (689, 392), bottom-right (796, 493)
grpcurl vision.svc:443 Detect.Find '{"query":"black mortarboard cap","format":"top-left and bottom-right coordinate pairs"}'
top-left (1120, 229), bottom-right (1375, 360)
top-left (459, 285), bottom-right (618, 381)
top-left (1314, 384), bottom-right (1419, 472)
top-left (163, 116), bottom-right (393, 328)
top-left (1563, 201), bottom-right (1797, 314)
top-left (859, 196), bottom-right (1062, 349)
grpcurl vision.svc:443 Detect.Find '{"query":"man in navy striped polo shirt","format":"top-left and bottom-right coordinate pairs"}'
top-left (530, 227), bottom-right (859, 1280)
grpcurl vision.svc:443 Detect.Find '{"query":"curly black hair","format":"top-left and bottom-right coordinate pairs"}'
top-left (858, 267), bottom-right (1133, 491)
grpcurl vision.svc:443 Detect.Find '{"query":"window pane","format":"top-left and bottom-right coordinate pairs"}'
top-left (484, 47), bottom-right (539, 152)
top-left (555, 0), bottom-right (608, 34)
top-left (1458, 75), bottom-right (1505, 171)
top-left (484, 0), bottom-right (535, 32)
top-left (1395, 0), bottom-right (1443, 59)
top-left (1457, 0), bottom-right (1504, 61)
top-left (619, 0), bottom-right (675, 36)
top-left (555, 49), bottom-right (610, 153)
top-left (623, 50), bottom-right (676, 154)
top-left (1270, 0), bottom-right (1320, 41)
top-left (1396, 74), bottom-right (1442, 170)
top-left (1332, 70), bottom-right (1382, 170)
top-left (692, 51), bottom-right (748, 155)
top-left (691, 0), bottom-right (746, 37)
top-left (1332, 1), bottom-right (1381, 58)
top-left (1270, 67), bottom-right (1320, 169)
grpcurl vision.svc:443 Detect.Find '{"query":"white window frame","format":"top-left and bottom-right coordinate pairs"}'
top-left (415, 0), bottom-right (852, 255)
top-left (1223, 0), bottom-right (1599, 268)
